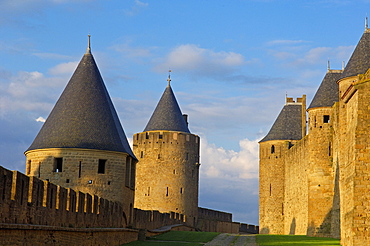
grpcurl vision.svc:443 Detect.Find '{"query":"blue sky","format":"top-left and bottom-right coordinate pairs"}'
top-left (0, 0), bottom-right (369, 225)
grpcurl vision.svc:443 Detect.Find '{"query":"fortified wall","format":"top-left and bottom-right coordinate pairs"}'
top-left (260, 27), bottom-right (370, 246)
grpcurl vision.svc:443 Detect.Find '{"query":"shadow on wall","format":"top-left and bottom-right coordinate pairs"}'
top-left (289, 217), bottom-right (296, 235)
top-left (306, 162), bottom-right (341, 238)
top-left (260, 227), bottom-right (270, 234)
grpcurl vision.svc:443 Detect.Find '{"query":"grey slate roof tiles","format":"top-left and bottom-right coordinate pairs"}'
top-left (144, 84), bottom-right (190, 133)
top-left (341, 31), bottom-right (370, 79)
top-left (27, 52), bottom-right (136, 159)
top-left (259, 104), bottom-right (303, 143)
top-left (308, 70), bottom-right (341, 109)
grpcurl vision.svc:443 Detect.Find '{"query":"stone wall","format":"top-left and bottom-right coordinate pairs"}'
top-left (0, 224), bottom-right (138, 246)
top-left (133, 130), bottom-right (200, 226)
top-left (25, 148), bottom-right (135, 225)
top-left (283, 136), bottom-right (309, 235)
top-left (0, 165), bottom-right (126, 228)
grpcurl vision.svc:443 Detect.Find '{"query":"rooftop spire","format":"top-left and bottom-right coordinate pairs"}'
top-left (327, 60), bottom-right (331, 71)
top-left (366, 16), bottom-right (369, 31)
top-left (167, 70), bottom-right (172, 87)
top-left (86, 34), bottom-right (91, 54)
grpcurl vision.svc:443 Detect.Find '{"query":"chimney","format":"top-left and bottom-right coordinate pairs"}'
top-left (183, 114), bottom-right (188, 126)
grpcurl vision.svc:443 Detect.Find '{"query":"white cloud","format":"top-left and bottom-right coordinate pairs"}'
top-left (200, 136), bottom-right (259, 181)
top-left (49, 61), bottom-right (78, 75)
top-left (36, 116), bottom-right (46, 122)
top-left (154, 44), bottom-right (245, 77)
top-left (33, 52), bottom-right (73, 60)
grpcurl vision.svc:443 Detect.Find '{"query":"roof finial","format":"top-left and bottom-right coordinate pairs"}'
top-left (86, 34), bottom-right (91, 54)
top-left (167, 69), bottom-right (172, 87)
top-left (342, 61), bottom-right (345, 70)
top-left (327, 60), bottom-right (330, 72)
top-left (366, 16), bottom-right (369, 31)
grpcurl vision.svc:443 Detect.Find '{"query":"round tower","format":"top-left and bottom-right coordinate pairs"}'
top-left (259, 96), bottom-right (306, 234)
top-left (133, 75), bottom-right (200, 226)
top-left (24, 36), bottom-right (136, 224)
top-left (306, 68), bottom-right (342, 237)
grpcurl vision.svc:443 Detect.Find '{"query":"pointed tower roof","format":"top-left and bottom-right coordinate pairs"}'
top-left (27, 37), bottom-right (135, 159)
top-left (259, 101), bottom-right (303, 143)
top-left (340, 29), bottom-right (370, 79)
top-left (308, 69), bottom-right (342, 109)
top-left (144, 75), bottom-right (190, 133)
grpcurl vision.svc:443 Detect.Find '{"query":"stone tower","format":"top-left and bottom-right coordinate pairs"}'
top-left (24, 37), bottom-right (137, 224)
top-left (259, 96), bottom-right (306, 234)
top-left (335, 27), bottom-right (370, 246)
top-left (133, 75), bottom-right (200, 226)
top-left (306, 68), bottom-right (342, 237)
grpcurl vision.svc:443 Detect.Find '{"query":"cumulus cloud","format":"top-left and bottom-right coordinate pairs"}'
top-left (154, 44), bottom-right (245, 77)
top-left (0, 70), bottom-right (67, 117)
top-left (199, 136), bottom-right (259, 223)
top-left (268, 39), bottom-right (354, 70)
top-left (49, 61), bottom-right (78, 75)
top-left (200, 137), bottom-right (259, 181)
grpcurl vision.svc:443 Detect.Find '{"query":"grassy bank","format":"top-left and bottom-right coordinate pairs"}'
top-left (256, 234), bottom-right (340, 245)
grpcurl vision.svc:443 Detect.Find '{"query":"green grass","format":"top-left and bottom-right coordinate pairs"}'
top-left (256, 234), bottom-right (340, 246)
top-left (123, 231), bottom-right (220, 245)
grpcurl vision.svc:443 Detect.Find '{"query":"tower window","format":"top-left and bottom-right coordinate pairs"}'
top-left (98, 159), bottom-right (106, 174)
top-left (323, 115), bottom-right (330, 123)
top-left (159, 134), bottom-right (163, 139)
top-left (271, 145), bottom-right (275, 154)
top-left (78, 161), bottom-right (82, 178)
top-left (186, 153), bottom-right (189, 160)
top-left (54, 158), bottom-right (63, 172)
top-left (26, 160), bottom-right (31, 175)
top-left (140, 151), bottom-right (144, 158)
top-left (166, 187), bottom-right (169, 197)
top-left (146, 132), bottom-right (149, 139)
top-left (66, 179), bottom-right (70, 183)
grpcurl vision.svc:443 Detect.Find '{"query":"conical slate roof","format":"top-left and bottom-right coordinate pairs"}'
top-left (144, 81), bottom-right (190, 133)
top-left (308, 70), bottom-right (341, 109)
top-left (341, 30), bottom-right (370, 79)
top-left (259, 104), bottom-right (303, 143)
top-left (27, 44), bottom-right (135, 158)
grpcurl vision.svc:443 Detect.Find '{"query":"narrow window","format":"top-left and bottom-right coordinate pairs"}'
top-left (166, 187), bottom-right (169, 197)
top-left (271, 145), bottom-right (275, 154)
top-left (66, 179), bottom-right (70, 183)
top-left (270, 184), bottom-right (272, 196)
top-left (148, 187), bottom-right (150, 196)
top-left (54, 158), bottom-right (63, 172)
top-left (324, 115), bottom-right (330, 123)
top-left (125, 157), bottom-right (131, 187)
top-left (136, 134), bottom-right (139, 140)
top-left (88, 180), bottom-right (92, 184)
top-left (180, 188), bottom-right (183, 194)
top-left (130, 161), bottom-right (136, 189)
top-left (159, 134), bottom-right (163, 139)
top-left (186, 153), bottom-right (189, 160)
top-left (38, 162), bottom-right (41, 178)
top-left (108, 181), bottom-right (111, 185)
top-left (140, 151), bottom-right (144, 158)
top-left (78, 161), bottom-right (82, 178)
top-left (146, 132), bottom-right (149, 139)
top-left (98, 159), bottom-right (106, 174)
top-left (158, 154), bottom-right (161, 159)
top-left (173, 169), bottom-right (176, 175)
top-left (328, 142), bottom-right (331, 156)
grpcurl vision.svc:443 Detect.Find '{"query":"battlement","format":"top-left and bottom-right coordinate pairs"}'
top-left (0, 165), bottom-right (125, 228)
top-left (286, 97), bottom-right (305, 105)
